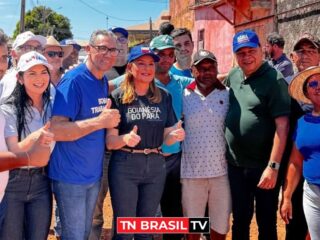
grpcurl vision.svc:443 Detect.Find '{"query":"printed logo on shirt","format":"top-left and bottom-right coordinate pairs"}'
top-left (91, 98), bottom-right (108, 114)
top-left (127, 106), bottom-right (161, 120)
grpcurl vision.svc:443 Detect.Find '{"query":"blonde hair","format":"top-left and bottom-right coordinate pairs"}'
top-left (120, 72), bottom-right (162, 104)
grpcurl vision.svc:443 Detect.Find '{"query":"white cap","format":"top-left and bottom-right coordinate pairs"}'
top-left (17, 51), bottom-right (52, 72)
top-left (13, 31), bottom-right (47, 50)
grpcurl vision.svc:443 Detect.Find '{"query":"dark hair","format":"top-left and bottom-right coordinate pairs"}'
top-left (267, 32), bottom-right (285, 48)
top-left (171, 28), bottom-right (193, 42)
top-left (5, 68), bottom-right (51, 141)
top-left (159, 22), bottom-right (174, 35)
top-left (0, 30), bottom-right (8, 46)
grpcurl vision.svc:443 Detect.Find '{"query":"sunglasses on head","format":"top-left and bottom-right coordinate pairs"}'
top-left (307, 80), bottom-right (320, 89)
top-left (46, 51), bottom-right (64, 58)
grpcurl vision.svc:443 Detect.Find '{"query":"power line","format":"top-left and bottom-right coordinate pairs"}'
top-left (77, 0), bottom-right (147, 22)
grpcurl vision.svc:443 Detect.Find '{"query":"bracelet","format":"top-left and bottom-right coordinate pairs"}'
top-left (25, 151), bottom-right (30, 170)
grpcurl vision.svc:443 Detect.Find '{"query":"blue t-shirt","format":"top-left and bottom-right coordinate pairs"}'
top-left (111, 73), bottom-right (193, 154)
top-left (293, 114), bottom-right (320, 187)
top-left (169, 65), bottom-right (193, 78)
top-left (48, 64), bottom-right (109, 184)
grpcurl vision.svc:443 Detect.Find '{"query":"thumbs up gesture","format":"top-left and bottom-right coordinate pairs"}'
top-left (123, 125), bottom-right (141, 147)
top-left (38, 121), bottom-right (55, 147)
top-left (97, 98), bottom-right (121, 129)
top-left (169, 120), bottom-right (185, 142)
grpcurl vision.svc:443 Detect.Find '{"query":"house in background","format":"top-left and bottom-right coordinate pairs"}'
top-left (170, 0), bottom-right (320, 74)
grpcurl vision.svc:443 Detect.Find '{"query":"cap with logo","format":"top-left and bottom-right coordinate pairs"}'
top-left (193, 49), bottom-right (217, 65)
top-left (128, 45), bottom-right (160, 63)
top-left (17, 51), bottom-right (52, 72)
top-left (150, 35), bottom-right (175, 51)
top-left (13, 31), bottom-right (47, 50)
top-left (60, 39), bottom-right (81, 51)
top-left (293, 33), bottom-right (320, 51)
top-left (109, 27), bottom-right (129, 39)
top-left (232, 29), bottom-right (260, 53)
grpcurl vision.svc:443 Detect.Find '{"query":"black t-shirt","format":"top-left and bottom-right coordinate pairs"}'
top-left (110, 87), bottom-right (177, 149)
top-left (114, 65), bottom-right (127, 76)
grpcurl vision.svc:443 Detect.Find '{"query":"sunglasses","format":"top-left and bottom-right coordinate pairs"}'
top-left (307, 80), bottom-right (320, 89)
top-left (46, 51), bottom-right (64, 58)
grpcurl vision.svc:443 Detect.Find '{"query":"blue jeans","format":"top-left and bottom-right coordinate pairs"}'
top-left (228, 164), bottom-right (280, 240)
top-left (303, 181), bottom-right (320, 240)
top-left (0, 168), bottom-right (52, 240)
top-left (52, 179), bottom-right (101, 240)
top-left (0, 196), bottom-right (7, 230)
top-left (89, 152), bottom-right (111, 240)
top-left (109, 150), bottom-right (166, 240)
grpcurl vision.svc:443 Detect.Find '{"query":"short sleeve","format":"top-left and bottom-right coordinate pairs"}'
top-left (165, 93), bottom-right (177, 128)
top-left (52, 76), bottom-right (81, 121)
top-left (268, 76), bottom-right (291, 118)
top-left (1, 104), bottom-right (18, 138)
top-left (180, 77), bottom-right (194, 89)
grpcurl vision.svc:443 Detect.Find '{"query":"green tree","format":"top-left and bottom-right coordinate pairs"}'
top-left (13, 6), bottom-right (73, 41)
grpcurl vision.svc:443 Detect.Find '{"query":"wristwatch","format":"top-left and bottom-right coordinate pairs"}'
top-left (268, 161), bottom-right (280, 170)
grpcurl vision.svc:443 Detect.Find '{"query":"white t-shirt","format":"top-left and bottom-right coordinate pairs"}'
top-left (0, 111), bottom-right (8, 203)
top-left (0, 68), bottom-right (18, 104)
top-left (181, 86), bottom-right (229, 178)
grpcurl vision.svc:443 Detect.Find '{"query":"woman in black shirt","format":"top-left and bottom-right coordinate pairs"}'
top-left (107, 46), bottom-right (185, 240)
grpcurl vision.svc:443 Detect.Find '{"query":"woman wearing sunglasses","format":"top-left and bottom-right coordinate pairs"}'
top-left (107, 46), bottom-right (185, 240)
top-left (281, 66), bottom-right (320, 240)
top-left (43, 36), bottom-right (72, 86)
top-left (0, 51), bottom-right (54, 240)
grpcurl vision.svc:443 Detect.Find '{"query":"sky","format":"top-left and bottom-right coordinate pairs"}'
top-left (0, 0), bottom-right (168, 40)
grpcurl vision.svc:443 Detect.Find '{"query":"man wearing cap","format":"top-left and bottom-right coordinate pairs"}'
top-left (0, 31), bottom-right (46, 103)
top-left (60, 38), bottom-right (82, 70)
top-left (105, 27), bottom-right (129, 80)
top-left (170, 28), bottom-right (194, 78)
top-left (225, 29), bottom-right (290, 240)
top-left (280, 32), bottom-right (320, 240)
top-left (181, 49), bottom-right (231, 240)
top-left (48, 29), bottom-right (121, 240)
top-left (265, 32), bottom-right (294, 81)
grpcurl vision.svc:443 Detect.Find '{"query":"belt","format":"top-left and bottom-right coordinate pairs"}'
top-left (10, 167), bottom-right (46, 175)
top-left (120, 147), bottom-right (162, 155)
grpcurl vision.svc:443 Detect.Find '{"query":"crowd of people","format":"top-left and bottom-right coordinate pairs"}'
top-left (0, 20), bottom-right (319, 240)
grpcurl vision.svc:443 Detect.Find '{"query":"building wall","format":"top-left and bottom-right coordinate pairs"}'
top-left (277, 0), bottom-right (320, 54)
top-left (170, 0), bottom-right (195, 30)
top-left (194, 4), bottom-right (235, 73)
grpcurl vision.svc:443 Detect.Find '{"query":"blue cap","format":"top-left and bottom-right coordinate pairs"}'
top-left (128, 46), bottom-right (160, 63)
top-left (60, 39), bottom-right (81, 51)
top-left (233, 29), bottom-right (260, 53)
top-left (109, 27), bottom-right (128, 39)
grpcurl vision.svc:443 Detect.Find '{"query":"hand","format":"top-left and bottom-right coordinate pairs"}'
top-left (97, 99), bottom-right (120, 129)
top-left (123, 125), bottom-right (141, 147)
top-left (280, 197), bottom-right (292, 224)
top-left (38, 122), bottom-right (55, 147)
top-left (257, 166), bottom-right (278, 189)
top-left (169, 120), bottom-right (185, 142)
top-left (29, 121), bottom-right (54, 167)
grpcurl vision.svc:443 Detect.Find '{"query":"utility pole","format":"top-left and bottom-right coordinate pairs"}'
top-left (20, 0), bottom-right (26, 33)
top-left (149, 17), bottom-right (153, 40)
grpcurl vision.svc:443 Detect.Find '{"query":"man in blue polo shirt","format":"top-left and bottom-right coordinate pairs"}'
top-left (49, 30), bottom-right (121, 240)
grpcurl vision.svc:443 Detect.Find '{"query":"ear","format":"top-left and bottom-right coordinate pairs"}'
top-left (16, 73), bottom-right (23, 85)
top-left (191, 65), bottom-right (198, 77)
top-left (85, 45), bottom-right (91, 55)
top-left (126, 62), bottom-right (133, 73)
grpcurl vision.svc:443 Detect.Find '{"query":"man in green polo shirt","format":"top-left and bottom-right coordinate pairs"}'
top-left (225, 29), bottom-right (290, 240)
